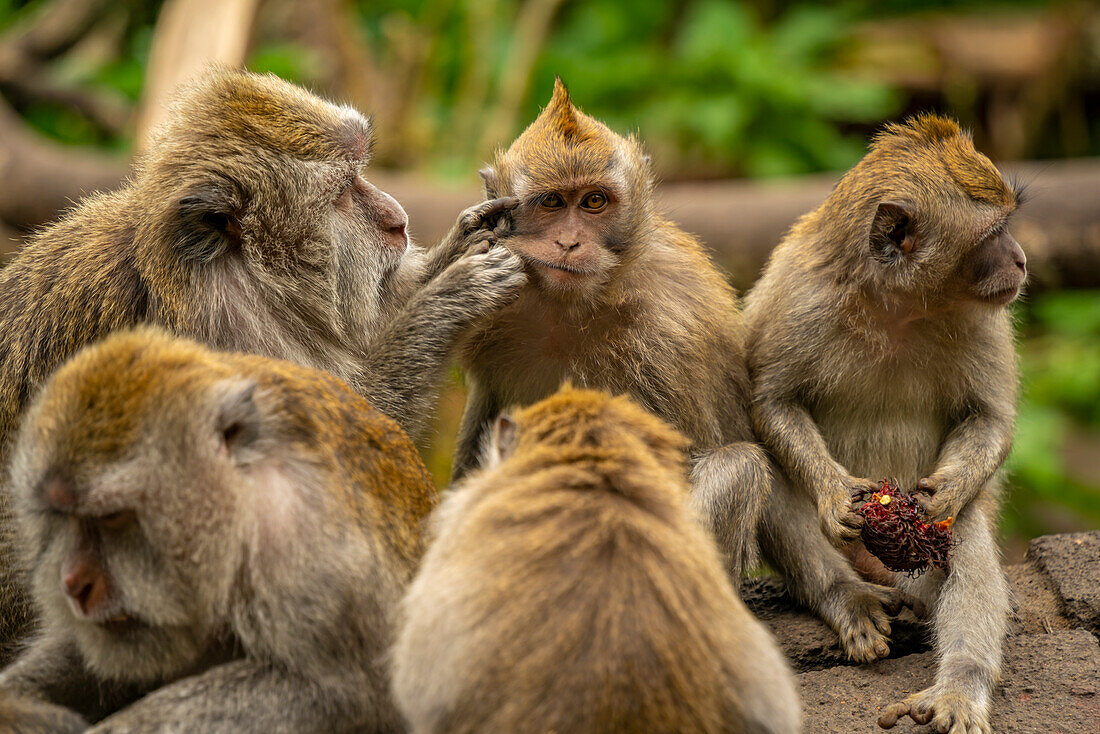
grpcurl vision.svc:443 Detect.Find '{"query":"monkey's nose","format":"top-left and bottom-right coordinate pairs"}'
top-left (385, 222), bottom-right (409, 252)
top-left (63, 567), bottom-right (107, 616)
top-left (556, 240), bottom-right (580, 253)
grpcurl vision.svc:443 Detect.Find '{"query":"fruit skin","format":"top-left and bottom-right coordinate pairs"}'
top-left (856, 479), bottom-right (954, 574)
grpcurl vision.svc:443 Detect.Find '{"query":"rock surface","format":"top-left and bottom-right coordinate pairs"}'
top-left (744, 530), bottom-right (1100, 733)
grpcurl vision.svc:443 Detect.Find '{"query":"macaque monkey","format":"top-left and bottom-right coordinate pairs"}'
top-left (393, 386), bottom-right (801, 734)
top-left (0, 68), bottom-right (524, 655)
top-left (0, 328), bottom-right (438, 732)
top-left (454, 79), bottom-right (770, 579)
top-left (744, 114), bottom-right (1025, 734)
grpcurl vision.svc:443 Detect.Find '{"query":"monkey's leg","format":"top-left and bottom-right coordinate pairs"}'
top-left (451, 379), bottom-right (500, 481)
top-left (88, 659), bottom-right (389, 734)
top-left (878, 497), bottom-right (1007, 734)
top-left (690, 442), bottom-right (772, 580)
top-left (361, 246), bottom-right (524, 442)
top-left (760, 477), bottom-right (905, 664)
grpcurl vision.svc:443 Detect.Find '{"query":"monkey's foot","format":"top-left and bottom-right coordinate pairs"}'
top-left (878, 684), bottom-right (991, 734)
top-left (826, 580), bottom-right (902, 663)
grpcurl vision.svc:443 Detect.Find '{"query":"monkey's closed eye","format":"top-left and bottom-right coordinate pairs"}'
top-left (580, 192), bottom-right (607, 211)
top-left (540, 193), bottom-right (565, 209)
top-left (335, 182), bottom-right (355, 210)
top-left (98, 510), bottom-right (136, 531)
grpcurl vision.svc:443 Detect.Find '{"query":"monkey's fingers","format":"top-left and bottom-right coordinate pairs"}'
top-left (467, 238), bottom-right (493, 256)
top-left (918, 476), bottom-right (938, 493)
top-left (461, 197), bottom-right (519, 234)
top-left (878, 702), bottom-right (911, 728)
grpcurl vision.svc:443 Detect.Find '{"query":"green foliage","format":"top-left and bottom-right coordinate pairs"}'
top-left (1004, 292), bottom-right (1100, 538)
top-left (534, 1), bottom-right (899, 177)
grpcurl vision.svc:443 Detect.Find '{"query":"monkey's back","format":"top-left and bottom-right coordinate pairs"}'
top-left (0, 190), bottom-right (150, 459)
top-left (394, 459), bottom-right (795, 734)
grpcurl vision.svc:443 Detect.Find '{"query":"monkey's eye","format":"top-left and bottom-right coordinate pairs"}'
top-left (539, 193), bottom-right (565, 209)
top-left (580, 192), bottom-right (607, 211)
top-left (335, 183), bottom-right (354, 210)
top-left (98, 510), bottom-right (136, 531)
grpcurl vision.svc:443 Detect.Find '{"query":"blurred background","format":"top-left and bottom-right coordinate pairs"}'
top-left (0, 0), bottom-right (1097, 560)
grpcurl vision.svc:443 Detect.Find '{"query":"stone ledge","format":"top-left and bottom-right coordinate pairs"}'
top-left (1027, 531), bottom-right (1100, 635)
top-left (744, 531), bottom-right (1100, 733)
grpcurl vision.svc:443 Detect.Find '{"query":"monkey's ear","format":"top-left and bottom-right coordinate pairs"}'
top-left (484, 414), bottom-right (518, 467)
top-left (479, 166), bottom-right (500, 198)
top-left (214, 379), bottom-right (260, 461)
top-left (870, 201), bottom-right (917, 261)
top-left (178, 186), bottom-right (244, 262)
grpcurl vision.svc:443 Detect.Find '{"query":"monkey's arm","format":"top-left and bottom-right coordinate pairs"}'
top-left (360, 245), bottom-right (525, 441)
top-left (451, 377), bottom-right (501, 481)
top-left (918, 399), bottom-right (1015, 522)
top-left (86, 659), bottom-right (354, 734)
top-left (0, 635), bottom-right (141, 722)
top-left (419, 197), bottom-right (518, 284)
top-left (751, 393), bottom-right (876, 545)
top-left (0, 689), bottom-right (88, 734)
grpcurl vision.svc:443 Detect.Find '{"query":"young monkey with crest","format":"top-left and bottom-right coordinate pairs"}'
top-left (745, 115), bottom-right (1026, 734)
top-left (453, 79), bottom-right (770, 577)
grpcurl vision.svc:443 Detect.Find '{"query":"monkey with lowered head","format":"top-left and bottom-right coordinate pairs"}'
top-left (453, 79), bottom-right (771, 580)
top-left (0, 327), bottom-right (438, 732)
top-left (0, 68), bottom-right (524, 656)
top-left (393, 385), bottom-right (801, 734)
top-left (744, 115), bottom-right (1025, 734)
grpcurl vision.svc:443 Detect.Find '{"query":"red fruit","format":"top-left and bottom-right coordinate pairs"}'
top-left (856, 479), bottom-right (954, 575)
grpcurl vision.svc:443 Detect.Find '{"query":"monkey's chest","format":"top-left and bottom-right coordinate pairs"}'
top-left (810, 358), bottom-right (955, 487)
top-left (471, 309), bottom-right (630, 404)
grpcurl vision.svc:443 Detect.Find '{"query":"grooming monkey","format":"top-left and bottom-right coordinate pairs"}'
top-left (744, 115), bottom-right (1025, 734)
top-left (0, 328), bottom-right (437, 732)
top-left (0, 68), bottom-right (524, 655)
top-left (393, 386), bottom-right (800, 734)
top-left (453, 79), bottom-right (770, 577)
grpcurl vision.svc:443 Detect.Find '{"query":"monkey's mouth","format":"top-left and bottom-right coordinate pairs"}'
top-left (979, 284), bottom-right (1021, 305)
top-left (86, 610), bottom-right (146, 634)
top-left (517, 254), bottom-right (598, 277)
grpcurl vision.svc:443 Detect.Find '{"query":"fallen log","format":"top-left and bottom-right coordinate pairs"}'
top-left (377, 157), bottom-right (1100, 291)
top-left (2, 140), bottom-right (1097, 290)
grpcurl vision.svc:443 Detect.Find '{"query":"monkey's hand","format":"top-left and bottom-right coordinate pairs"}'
top-left (914, 476), bottom-right (965, 524)
top-left (819, 476), bottom-right (877, 547)
top-left (457, 196), bottom-right (518, 240)
top-left (440, 240), bottom-right (527, 317)
top-left (0, 690), bottom-right (89, 734)
top-left (426, 197), bottom-right (519, 281)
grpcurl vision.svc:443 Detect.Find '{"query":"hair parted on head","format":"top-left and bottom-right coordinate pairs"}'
top-left (482, 77), bottom-right (651, 199)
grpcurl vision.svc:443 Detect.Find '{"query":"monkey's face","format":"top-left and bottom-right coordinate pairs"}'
top-left (860, 130), bottom-right (1027, 313)
top-left (503, 184), bottom-right (627, 298)
top-left (147, 70), bottom-right (411, 358)
top-left (8, 336), bottom-right (274, 682)
top-left (868, 197), bottom-right (1027, 311)
top-left (481, 77), bottom-right (651, 302)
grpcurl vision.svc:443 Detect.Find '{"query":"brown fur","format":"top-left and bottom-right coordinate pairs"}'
top-left (455, 80), bottom-right (770, 577)
top-left (0, 68), bottom-right (523, 656)
top-left (393, 386), bottom-right (800, 734)
top-left (0, 328), bottom-right (436, 731)
top-left (744, 114), bottom-right (1022, 734)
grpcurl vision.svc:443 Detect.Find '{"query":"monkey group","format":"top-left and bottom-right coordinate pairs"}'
top-left (0, 69), bottom-right (1027, 734)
